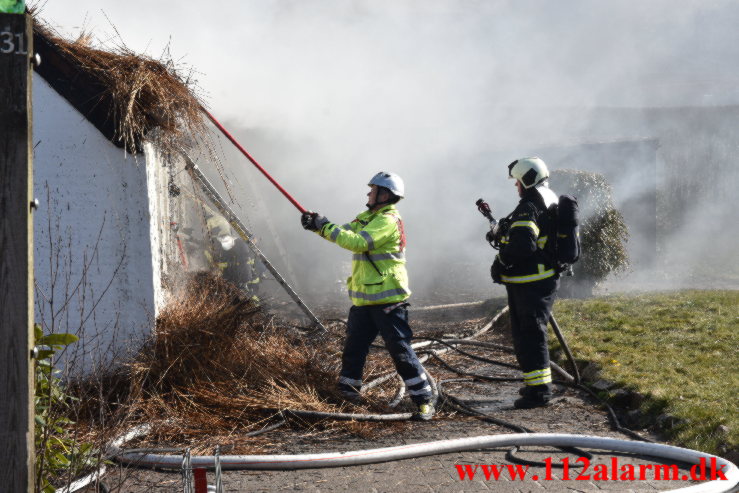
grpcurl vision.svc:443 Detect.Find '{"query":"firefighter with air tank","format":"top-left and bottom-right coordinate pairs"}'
top-left (488, 157), bottom-right (563, 409)
top-left (300, 172), bottom-right (435, 421)
top-left (205, 213), bottom-right (264, 299)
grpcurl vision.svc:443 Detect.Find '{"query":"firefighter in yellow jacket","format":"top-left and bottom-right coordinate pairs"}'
top-left (301, 172), bottom-right (434, 420)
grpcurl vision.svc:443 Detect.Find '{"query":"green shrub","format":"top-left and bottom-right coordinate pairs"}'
top-left (34, 325), bottom-right (98, 493)
top-left (549, 169), bottom-right (629, 297)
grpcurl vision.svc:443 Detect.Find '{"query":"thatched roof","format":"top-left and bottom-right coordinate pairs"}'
top-left (33, 17), bottom-right (206, 153)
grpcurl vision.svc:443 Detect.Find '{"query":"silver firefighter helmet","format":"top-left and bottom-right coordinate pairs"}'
top-left (368, 171), bottom-right (405, 198)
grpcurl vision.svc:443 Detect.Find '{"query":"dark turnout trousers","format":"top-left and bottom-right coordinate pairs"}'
top-left (338, 303), bottom-right (431, 404)
top-left (506, 276), bottom-right (559, 390)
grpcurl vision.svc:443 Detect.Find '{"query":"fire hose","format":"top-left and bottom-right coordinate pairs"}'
top-left (100, 307), bottom-right (738, 492)
top-left (108, 425), bottom-right (738, 493)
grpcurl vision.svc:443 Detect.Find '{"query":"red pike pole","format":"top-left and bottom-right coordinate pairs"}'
top-left (202, 108), bottom-right (307, 213)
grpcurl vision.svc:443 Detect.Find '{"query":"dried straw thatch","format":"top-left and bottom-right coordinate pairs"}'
top-left (33, 16), bottom-right (207, 153)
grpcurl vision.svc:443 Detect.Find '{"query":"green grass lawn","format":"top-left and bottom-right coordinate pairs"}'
top-left (552, 289), bottom-right (738, 456)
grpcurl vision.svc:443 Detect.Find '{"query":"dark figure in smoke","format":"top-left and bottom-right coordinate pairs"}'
top-left (300, 172), bottom-right (434, 421)
top-left (206, 214), bottom-right (263, 299)
top-left (490, 157), bottom-right (559, 408)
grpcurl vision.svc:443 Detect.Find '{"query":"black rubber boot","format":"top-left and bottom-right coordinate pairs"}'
top-left (514, 385), bottom-right (552, 409)
top-left (337, 382), bottom-right (363, 405)
top-left (339, 391), bottom-right (363, 405)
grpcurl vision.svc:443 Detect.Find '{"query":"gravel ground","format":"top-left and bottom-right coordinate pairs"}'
top-left (82, 301), bottom-right (738, 493)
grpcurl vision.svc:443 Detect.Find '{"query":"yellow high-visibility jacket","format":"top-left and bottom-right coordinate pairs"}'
top-left (317, 204), bottom-right (410, 306)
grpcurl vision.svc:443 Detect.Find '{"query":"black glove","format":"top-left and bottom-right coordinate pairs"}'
top-left (485, 230), bottom-right (497, 244)
top-left (301, 211), bottom-right (316, 230)
top-left (491, 257), bottom-right (504, 284)
top-left (301, 211), bottom-right (329, 231)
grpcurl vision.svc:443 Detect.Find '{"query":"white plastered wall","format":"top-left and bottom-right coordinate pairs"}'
top-left (32, 73), bottom-right (158, 375)
top-left (143, 141), bottom-right (169, 313)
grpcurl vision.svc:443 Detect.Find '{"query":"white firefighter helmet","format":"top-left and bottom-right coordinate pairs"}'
top-left (368, 171), bottom-right (405, 198)
top-left (508, 157), bottom-right (550, 189)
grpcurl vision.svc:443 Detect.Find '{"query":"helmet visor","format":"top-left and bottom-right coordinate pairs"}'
top-left (507, 160), bottom-right (518, 178)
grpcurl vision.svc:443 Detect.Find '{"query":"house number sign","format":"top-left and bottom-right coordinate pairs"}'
top-left (0, 29), bottom-right (27, 55)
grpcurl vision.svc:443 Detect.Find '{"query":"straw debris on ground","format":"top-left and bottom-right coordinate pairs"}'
top-left (81, 273), bottom-right (410, 455)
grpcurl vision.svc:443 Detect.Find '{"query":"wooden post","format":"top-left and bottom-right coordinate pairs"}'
top-left (0, 12), bottom-right (34, 493)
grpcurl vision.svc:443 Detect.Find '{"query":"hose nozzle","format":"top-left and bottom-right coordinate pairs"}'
top-left (475, 198), bottom-right (497, 227)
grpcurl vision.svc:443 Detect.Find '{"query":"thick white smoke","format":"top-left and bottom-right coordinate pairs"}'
top-left (40, 0), bottom-right (739, 305)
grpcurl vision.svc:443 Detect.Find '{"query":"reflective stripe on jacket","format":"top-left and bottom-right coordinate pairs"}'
top-left (317, 204), bottom-right (410, 306)
top-left (498, 191), bottom-right (556, 284)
